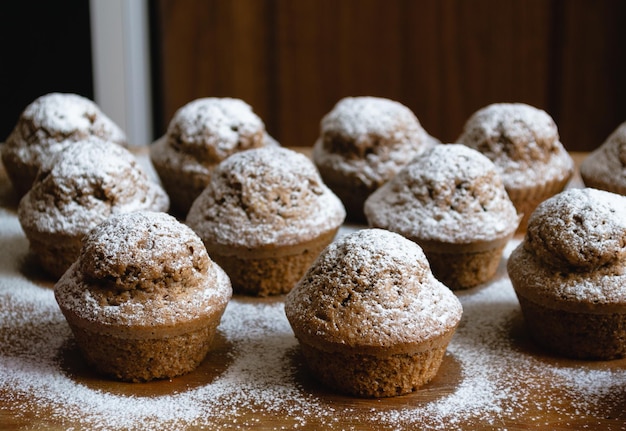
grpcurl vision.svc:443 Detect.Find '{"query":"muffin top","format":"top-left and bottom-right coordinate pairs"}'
top-left (312, 96), bottom-right (438, 188)
top-left (55, 211), bottom-right (232, 328)
top-left (285, 228), bottom-right (462, 355)
top-left (152, 97), bottom-right (274, 173)
top-left (508, 188), bottom-right (626, 312)
top-left (186, 146), bottom-right (346, 249)
top-left (2, 93), bottom-right (126, 186)
top-left (457, 103), bottom-right (573, 190)
top-left (580, 121), bottom-right (626, 195)
top-left (18, 138), bottom-right (169, 237)
top-left (364, 144), bottom-right (519, 248)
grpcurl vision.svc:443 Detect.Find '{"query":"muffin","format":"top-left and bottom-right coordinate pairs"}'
top-left (284, 228), bottom-right (463, 397)
top-left (18, 138), bottom-right (169, 279)
top-left (54, 211), bottom-right (232, 381)
top-left (312, 96), bottom-right (438, 223)
top-left (364, 144), bottom-right (520, 290)
top-left (457, 102), bottom-right (574, 232)
top-left (1, 92), bottom-right (127, 196)
top-left (508, 188), bottom-right (626, 360)
top-left (580, 121), bottom-right (626, 195)
top-left (186, 146), bottom-right (345, 296)
top-left (150, 97), bottom-right (278, 216)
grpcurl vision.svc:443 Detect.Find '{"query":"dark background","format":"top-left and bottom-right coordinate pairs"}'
top-left (1, 0), bottom-right (626, 152)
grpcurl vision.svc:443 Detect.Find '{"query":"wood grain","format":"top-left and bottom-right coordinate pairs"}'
top-left (153, 0), bottom-right (626, 151)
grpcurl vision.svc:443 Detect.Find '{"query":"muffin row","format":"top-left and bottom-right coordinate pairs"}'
top-left (2, 93), bottom-right (626, 399)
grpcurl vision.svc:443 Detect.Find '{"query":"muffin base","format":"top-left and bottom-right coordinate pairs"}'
top-left (150, 137), bottom-right (209, 217)
top-left (517, 295), bottom-right (626, 360)
top-left (66, 314), bottom-right (223, 382)
top-left (319, 176), bottom-right (373, 224)
top-left (299, 342), bottom-right (448, 398)
top-left (209, 229), bottom-right (338, 296)
top-left (507, 175), bottom-right (571, 233)
top-left (28, 234), bottom-right (82, 279)
top-left (425, 244), bottom-right (506, 290)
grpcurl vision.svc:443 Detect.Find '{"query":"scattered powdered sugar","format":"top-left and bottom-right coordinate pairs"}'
top-left (2, 214), bottom-right (626, 429)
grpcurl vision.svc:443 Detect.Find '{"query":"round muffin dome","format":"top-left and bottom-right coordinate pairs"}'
top-left (150, 97), bottom-right (277, 215)
top-left (165, 97), bottom-right (267, 163)
top-left (186, 146), bottom-right (345, 296)
top-left (312, 96), bottom-right (438, 222)
top-left (524, 188), bottom-right (626, 271)
top-left (1, 92), bottom-right (127, 196)
top-left (54, 211), bottom-right (232, 381)
top-left (18, 138), bottom-right (169, 278)
top-left (187, 146), bottom-right (345, 249)
top-left (365, 144), bottom-right (519, 246)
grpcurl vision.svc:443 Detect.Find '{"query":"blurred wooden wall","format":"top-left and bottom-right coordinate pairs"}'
top-left (152, 0), bottom-right (626, 152)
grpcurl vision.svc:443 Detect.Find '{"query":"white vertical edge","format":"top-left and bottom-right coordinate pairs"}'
top-left (90, 0), bottom-right (153, 146)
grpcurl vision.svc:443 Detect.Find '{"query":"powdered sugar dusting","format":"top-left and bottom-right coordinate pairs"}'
top-left (458, 103), bottom-right (574, 190)
top-left (2, 212), bottom-right (626, 429)
top-left (285, 228), bottom-right (463, 346)
top-left (166, 97), bottom-right (265, 161)
top-left (365, 144), bottom-right (519, 244)
top-left (312, 96), bottom-right (438, 188)
top-left (187, 147), bottom-right (346, 248)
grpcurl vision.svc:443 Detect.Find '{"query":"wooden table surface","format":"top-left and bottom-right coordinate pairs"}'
top-left (1, 150), bottom-right (626, 430)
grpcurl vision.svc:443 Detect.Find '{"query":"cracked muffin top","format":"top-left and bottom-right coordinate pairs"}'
top-left (364, 144), bottom-right (519, 247)
top-left (1, 93), bottom-right (127, 195)
top-left (54, 211), bottom-right (232, 327)
top-left (312, 96), bottom-right (438, 189)
top-left (151, 97), bottom-right (276, 174)
top-left (186, 146), bottom-right (346, 249)
top-left (457, 103), bottom-right (573, 191)
top-left (18, 138), bottom-right (169, 237)
top-left (284, 228), bottom-right (462, 354)
top-left (508, 188), bottom-right (626, 311)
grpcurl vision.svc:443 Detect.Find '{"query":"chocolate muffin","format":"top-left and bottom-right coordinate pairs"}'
top-left (285, 228), bottom-right (462, 397)
top-left (2, 93), bottom-right (127, 196)
top-left (508, 188), bottom-right (626, 360)
top-left (18, 138), bottom-right (169, 279)
top-left (54, 211), bottom-right (232, 381)
top-left (365, 144), bottom-right (520, 290)
top-left (457, 102), bottom-right (574, 232)
top-left (312, 96), bottom-right (438, 223)
top-left (186, 146), bottom-right (345, 296)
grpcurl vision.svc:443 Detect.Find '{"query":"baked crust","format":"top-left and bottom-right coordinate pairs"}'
top-left (312, 96), bottom-right (438, 222)
top-left (54, 211), bottom-right (232, 381)
top-left (18, 139), bottom-right (169, 278)
top-left (1, 93), bottom-right (127, 196)
top-left (457, 102), bottom-right (573, 231)
top-left (285, 229), bottom-right (462, 396)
